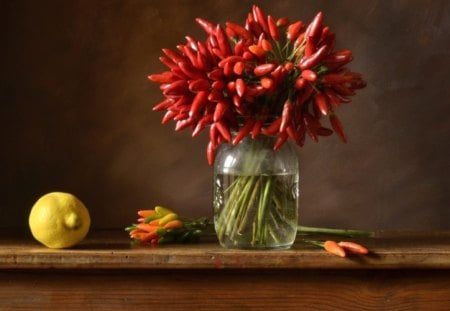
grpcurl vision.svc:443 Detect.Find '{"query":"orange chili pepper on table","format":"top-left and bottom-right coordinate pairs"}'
top-left (324, 240), bottom-right (346, 257)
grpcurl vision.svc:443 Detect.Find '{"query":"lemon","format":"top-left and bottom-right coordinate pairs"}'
top-left (29, 192), bottom-right (91, 249)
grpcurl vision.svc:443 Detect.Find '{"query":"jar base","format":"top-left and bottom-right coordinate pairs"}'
top-left (218, 241), bottom-right (294, 250)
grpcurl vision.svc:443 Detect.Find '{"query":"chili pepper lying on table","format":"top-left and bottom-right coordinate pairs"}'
top-left (303, 239), bottom-right (369, 257)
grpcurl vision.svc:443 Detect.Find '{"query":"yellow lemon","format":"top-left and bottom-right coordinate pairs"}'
top-left (29, 192), bottom-right (91, 248)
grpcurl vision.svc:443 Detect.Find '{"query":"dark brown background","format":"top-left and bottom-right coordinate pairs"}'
top-left (1, 0), bottom-right (449, 231)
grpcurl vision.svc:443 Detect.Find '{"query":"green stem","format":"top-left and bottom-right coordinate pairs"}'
top-left (297, 225), bottom-right (374, 237)
top-left (302, 239), bottom-right (325, 248)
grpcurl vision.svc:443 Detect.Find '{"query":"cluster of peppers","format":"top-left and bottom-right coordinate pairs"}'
top-left (148, 5), bottom-right (366, 165)
top-left (125, 206), bottom-right (210, 245)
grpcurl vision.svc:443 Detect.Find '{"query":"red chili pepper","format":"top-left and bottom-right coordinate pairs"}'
top-left (184, 35), bottom-right (198, 50)
top-left (280, 99), bottom-right (293, 133)
top-left (303, 113), bottom-right (319, 143)
top-left (225, 22), bottom-right (251, 40)
top-left (319, 26), bottom-right (330, 42)
top-left (227, 81), bottom-right (236, 94)
top-left (296, 84), bottom-right (314, 106)
top-left (251, 119), bottom-right (263, 138)
top-left (162, 48), bottom-right (185, 64)
top-left (232, 119), bottom-right (256, 145)
top-left (161, 110), bottom-right (177, 124)
top-left (174, 110), bottom-right (189, 121)
top-left (206, 141), bottom-right (216, 166)
top-left (294, 32), bottom-right (305, 47)
top-left (286, 125), bottom-right (300, 144)
top-left (192, 114), bottom-right (213, 137)
top-left (213, 101), bottom-right (228, 122)
top-left (306, 11), bottom-right (323, 41)
top-left (225, 26), bottom-right (236, 39)
top-left (152, 98), bottom-right (174, 111)
top-left (245, 85), bottom-right (266, 97)
top-left (232, 94), bottom-right (242, 107)
top-left (261, 39), bottom-right (273, 52)
top-left (173, 95), bottom-right (191, 109)
top-left (284, 62), bottom-right (294, 71)
top-left (248, 44), bottom-right (266, 58)
top-left (215, 24), bottom-right (232, 57)
top-left (286, 21), bottom-right (304, 41)
top-left (161, 80), bottom-right (188, 96)
top-left (242, 51), bottom-right (254, 61)
top-left (314, 93), bottom-right (330, 115)
top-left (270, 65), bottom-right (286, 84)
top-left (324, 88), bottom-right (341, 107)
top-left (254, 63), bottom-right (275, 76)
top-left (316, 127), bottom-right (333, 136)
top-left (211, 80), bottom-right (225, 91)
top-left (312, 100), bottom-right (322, 119)
top-left (209, 123), bottom-right (218, 147)
top-left (234, 39), bottom-right (245, 56)
top-left (148, 71), bottom-right (176, 83)
top-left (233, 61), bottom-right (245, 75)
top-left (175, 118), bottom-right (193, 131)
top-left (178, 61), bottom-right (203, 80)
top-left (159, 56), bottom-right (178, 70)
top-left (197, 41), bottom-right (214, 61)
top-left (208, 90), bottom-right (224, 102)
top-left (329, 113), bottom-right (347, 143)
top-left (301, 69), bottom-right (317, 82)
top-left (189, 79), bottom-right (210, 92)
top-left (276, 17), bottom-right (289, 27)
top-left (299, 44), bottom-right (329, 70)
top-left (182, 45), bottom-right (199, 69)
top-left (260, 77), bottom-right (274, 89)
top-left (273, 131), bottom-right (288, 150)
top-left (305, 38), bottom-right (316, 57)
top-left (211, 47), bottom-right (225, 59)
top-left (267, 15), bottom-right (279, 40)
top-left (223, 61), bottom-right (234, 77)
top-left (195, 18), bottom-right (216, 35)
top-left (297, 122), bottom-right (306, 146)
top-left (215, 121), bottom-right (232, 142)
top-left (171, 67), bottom-right (190, 80)
top-left (207, 68), bottom-right (223, 81)
top-left (324, 49), bottom-right (353, 64)
top-left (235, 78), bottom-right (246, 97)
top-left (252, 5), bottom-right (269, 33)
top-left (189, 91), bottom-right (208, 118)
top-left (332, 84), bottom-right (355, 97)
top-left (218, 55), bottom-right (243, 68)
top-left (207, 34), bottom-right (219, 50)
top-left (261, 117), bottom-right (282, 136)
top-left (196, 52), bottom-right (208, 71)
top-left (246, 19), bottom-right (263, 37)
top-left (321, 73), bottom-right (354, 84)
top-left (294, 77), bottom-right (307, 90)
top-left (338, 241), bottom-right (369, 255)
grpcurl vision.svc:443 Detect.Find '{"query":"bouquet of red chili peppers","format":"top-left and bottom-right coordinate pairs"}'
top-left (148, 5), bottom-right (365, 164)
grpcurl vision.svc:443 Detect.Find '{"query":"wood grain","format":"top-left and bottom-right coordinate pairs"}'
top-left (1, 230), bottom-right (449, 270)
top-left (0, 269), bottom-right (449, 310)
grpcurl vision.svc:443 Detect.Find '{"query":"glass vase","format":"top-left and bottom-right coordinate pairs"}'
top-left (213, 134), bottom-right (299, 249)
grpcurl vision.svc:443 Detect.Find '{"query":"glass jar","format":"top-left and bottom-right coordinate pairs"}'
top-left (213, 134), bottom-right (299, 249)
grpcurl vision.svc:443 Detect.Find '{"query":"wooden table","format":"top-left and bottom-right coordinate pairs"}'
top-left (1, 230), bottom-right (449, 310)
